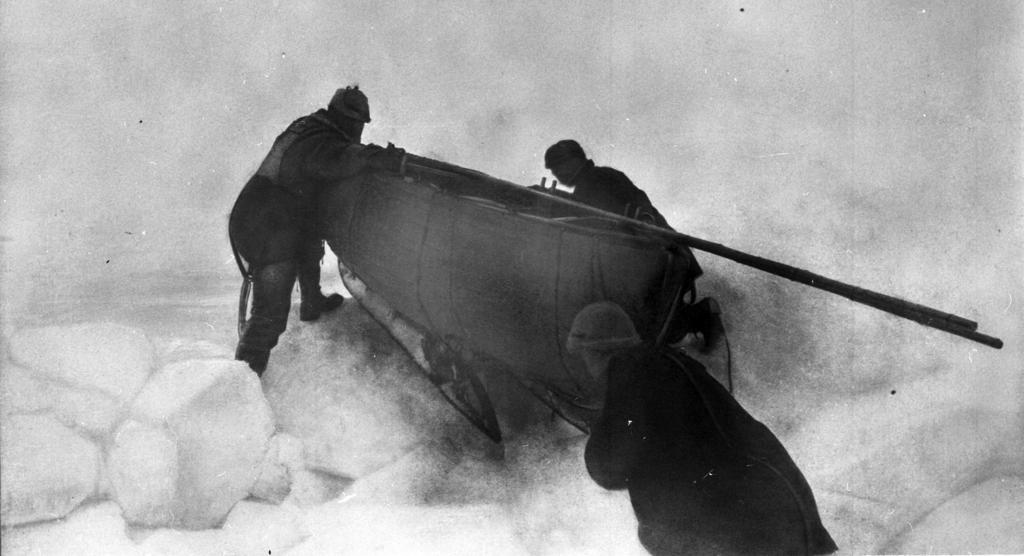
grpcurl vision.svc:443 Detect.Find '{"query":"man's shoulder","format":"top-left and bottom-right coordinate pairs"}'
top-left (591, 164), bottom-right (631, 181)
top-left (642, 349), bottom-right (707, 387)
top-left (285, 110), bottom-right (346, 138)
top-left (610, 346), bottom-right (686, 383)
top-left (585, 165), bottom-right (639, 192)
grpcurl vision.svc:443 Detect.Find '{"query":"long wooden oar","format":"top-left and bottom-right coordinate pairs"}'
top-left (400, 154), bottom-right (1003, 349)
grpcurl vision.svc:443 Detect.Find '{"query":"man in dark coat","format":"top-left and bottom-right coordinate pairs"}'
top-left (544, 139), bottom-right (670, 227)
top-left (229, 85), bottom-right (405, 375)
top-left (568, 302), bottom-right (837, 556)
top-left (544, 140), bottom-right (723, 351)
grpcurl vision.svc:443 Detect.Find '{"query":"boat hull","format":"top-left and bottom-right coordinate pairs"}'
top-left (322, 161), bottom-right (698, 419)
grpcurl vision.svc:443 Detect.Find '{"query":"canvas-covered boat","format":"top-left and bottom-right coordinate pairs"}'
top-left (314, 151), bottom-right (1003, 441)
top-left (321, 154), bottom-right (702, 440)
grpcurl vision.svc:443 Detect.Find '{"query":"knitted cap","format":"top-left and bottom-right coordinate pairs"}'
top-left (566, 301), bottom-right (641, 354)
top-left (544, 139), bottom-right (586, 169)
top-left (329, 85), bottom-right (371, 123)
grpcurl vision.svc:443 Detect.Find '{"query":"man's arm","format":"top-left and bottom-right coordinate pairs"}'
top-left (584, 356), bottom-right (647, 490)
top-left (303, 138), bottom-right (373, 181)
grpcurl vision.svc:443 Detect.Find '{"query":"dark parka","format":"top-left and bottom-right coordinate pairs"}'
top-left (585, 347), bottom-right (837, 556)
top-left (565, 160), bottom-right (714, 345)
top-left (229, 108), bottom-right (378, 372)
top-left (229, 109), bottom-right (369, 266)
top-left (570, 161), bottom-right (670, 229)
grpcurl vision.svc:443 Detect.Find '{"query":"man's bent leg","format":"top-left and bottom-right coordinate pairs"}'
top-left (671, 297), bottom-right (725, 353)
top-left (236, 260), bottom-right (297, 375)
top-left (298, 239), bottom-right (343, 322)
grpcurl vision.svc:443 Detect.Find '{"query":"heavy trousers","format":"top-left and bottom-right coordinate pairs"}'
top-left (234, 239), bottom-right (327, 373)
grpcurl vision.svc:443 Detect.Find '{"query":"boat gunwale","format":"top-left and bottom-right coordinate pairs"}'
top-left (371, 171), bottom-right (681, 252)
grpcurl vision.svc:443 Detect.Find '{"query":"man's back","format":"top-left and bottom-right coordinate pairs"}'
top-left (586, 347), bottom-right (837, 555)
top-left (571, 163), bottom-right (669, 227)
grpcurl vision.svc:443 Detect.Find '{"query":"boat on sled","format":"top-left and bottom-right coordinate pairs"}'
top-left (319, 152), bottom-right (1004, 442)
top-left (321, 154), bottom-right (703, 441)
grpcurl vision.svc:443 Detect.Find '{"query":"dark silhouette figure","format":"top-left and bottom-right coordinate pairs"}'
top-left (544, 140), bottom-right (724, 351)
top-left (229, 85), bottom-right (405, 374)
top-left (568, 302), bottom-right (838, 556)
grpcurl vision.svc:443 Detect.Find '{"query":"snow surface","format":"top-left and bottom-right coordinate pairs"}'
top-left (8, 322), bottom-right (155, 401)
top-left (0, 414), bottom-right (102, 526)
top-left (2, 259), bottom-right (1021, 554)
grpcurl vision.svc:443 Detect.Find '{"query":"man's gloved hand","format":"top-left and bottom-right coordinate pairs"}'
top-left (361, 143), bottom-right (385, 157)
top-left (367, 142), bottom-right (407, 173)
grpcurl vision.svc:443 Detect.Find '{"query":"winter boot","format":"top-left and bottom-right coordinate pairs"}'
top-left (297, 244), bottom-right (344, 322)
top-left (299, 292), bottom-right (344, 322)
top-left (235, 345), bottom-right (270, 377)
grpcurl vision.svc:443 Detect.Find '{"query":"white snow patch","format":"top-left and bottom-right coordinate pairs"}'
top-left (129, 359), bottom-right (253, 422)
top-left (1, 502), bottom-right (142, 556)
top-left (506, 434), bottom-right (648, 556)
top-left (8, 323), bottom-right (155, 401)
top-left (0, 364), bottom-right (52, 414)
top-left (110, 358), bottom-right (277, 529)
top-left (0, 414), bottom-right (101, 526)
top-left (250, 433), bottom-right (298, 504)
top-left (2, 359), bottom-right (127, 437)
top-left (791, 399), bottom-right (1020, 553)
top-left (134, 500), bottom-right (310, 556)
top-left (49, 384), bottom-right (122, 435)
top-left (884, 474), bottom-right (1024, 554)
top-left (107, 419), bottom-right (180, 526)
top-left (262, 304), bottom-right (471, 478)
top-left (290, 502), bottom-right (528, 556)
top-left (156, 337), bottom-right (234, 362)
top-left (344, 441), bottom-right (461, 504)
